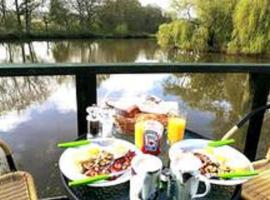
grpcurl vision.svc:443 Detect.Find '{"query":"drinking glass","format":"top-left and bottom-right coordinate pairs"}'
top-left (167, 110), bottom-right (187, 146)
top-left (100, 108), bottom-right (115, 138)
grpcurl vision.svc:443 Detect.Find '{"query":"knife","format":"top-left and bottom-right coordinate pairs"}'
top-left (57, 140), bottom-right (91, 148)
top-left (68, 170), bottom-right (127, 187)
top-left (208, 139), bottom-right (235, 147)
top-left (217, 170), bottom-right (259, 179)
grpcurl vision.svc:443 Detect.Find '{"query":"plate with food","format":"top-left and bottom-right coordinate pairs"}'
top-left (59, 138), bottom-right (141, 187)
top-left (169, 139), bottom-right (254, 185)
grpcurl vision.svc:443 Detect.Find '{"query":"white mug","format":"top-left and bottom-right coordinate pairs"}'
top-left (130, 154), bottom-right (163, 200)
top-left (170, 154), bottom-right (211, 200)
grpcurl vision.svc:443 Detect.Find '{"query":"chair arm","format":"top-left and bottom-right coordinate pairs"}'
top-left (0, 139), bottom-right (12, 156)
top-left (266, 148), bottom-right (270, 160)
top-left (0, 139), bottom-right (16, 171)
top-left (251, 159), bottom-right (269, 170)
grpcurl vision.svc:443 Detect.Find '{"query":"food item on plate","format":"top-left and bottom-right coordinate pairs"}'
top-left (81, 151), bottom-right (114, 176)
top-left (194, 152), bottom-right (231, 177)
top-left (80, 150), bottom-right (136, 178)
top-left (110, 150), bottom-right (136, 172)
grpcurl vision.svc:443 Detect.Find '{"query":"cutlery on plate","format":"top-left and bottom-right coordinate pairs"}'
top-left (181, 139), bottom-right (235, 152)
top-left (68, 170), bottom-right (128, 187)
top-left (211, 170), bottom-right (259, 180)
top-left (57, 140), bottom-right (91, 148)
top-left (207, 139), bottom-right (235, 148)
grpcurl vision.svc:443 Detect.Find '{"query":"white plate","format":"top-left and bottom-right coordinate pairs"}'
top-left (59, 138), bottom-right (141, 187)
top-left (169, 139), bottom-right (254, 186)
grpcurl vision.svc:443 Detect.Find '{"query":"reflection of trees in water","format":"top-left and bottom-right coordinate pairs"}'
top-left (1, 39), bottom-right (162, 63)
top-left (97, 75), bottom-right (110, 87)
top-left (52, 39), bottom-right (160, 63)
top-left (163, 73), bottom-right (251, 146)
top-left (2, 40), bottom-right (270, 63)
top-left (0, 76), bottom-right (71, 115)
top-left (0, 42), bottom-right (38, 63)
top-left (167, 50), bottom-right (270, 63)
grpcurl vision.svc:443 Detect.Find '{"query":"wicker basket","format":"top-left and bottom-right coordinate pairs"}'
top-left (114, 113), bottom-right (168, 135)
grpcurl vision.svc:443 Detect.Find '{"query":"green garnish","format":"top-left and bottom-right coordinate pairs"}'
top-left (57, 140), bottom-right (90, 148)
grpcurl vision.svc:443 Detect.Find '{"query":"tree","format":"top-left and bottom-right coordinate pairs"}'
top-left (49, 0), bottom-right (70, 31)
top-left (67, 0), bottom-right (102, 32)
top-left (0, 0), bottom-right (7, 29)
top-left (158, 0), bottom-right (237, 52)
top-left (14, 0), bottom-right (23, 32)
top-left (228, 0), bottom-right (270, 54)
top-left (14, 0), bottom-right (45, 34)
top-left (141, 5), bottom-right (165, 33)
top-left (100, 0), bottom-right (143, 34)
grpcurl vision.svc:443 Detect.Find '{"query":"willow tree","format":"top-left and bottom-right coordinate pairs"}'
top-left (157, 0), bottom-right (237, 52)
top-left (228, 0), bottom-right (270, 54)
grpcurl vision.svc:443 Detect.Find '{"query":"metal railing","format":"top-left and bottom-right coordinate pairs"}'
top-left (1, 63), bottom-right (270, 199)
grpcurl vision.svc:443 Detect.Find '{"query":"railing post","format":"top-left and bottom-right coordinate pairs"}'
top-left (76, 73), bottom-right (97, 136)
top-left (244, 73), bottom-right (270, 161)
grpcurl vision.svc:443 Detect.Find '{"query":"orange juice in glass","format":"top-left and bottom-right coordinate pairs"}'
top-left (135, 121), bottom-right (144, 150)
top-left (167, 116), bottom-right (186, 145)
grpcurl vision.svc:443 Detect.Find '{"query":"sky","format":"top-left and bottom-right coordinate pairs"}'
top-left (139, 0), bottom-right (170, 10)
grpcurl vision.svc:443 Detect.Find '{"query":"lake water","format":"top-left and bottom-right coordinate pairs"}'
top-left (0, 39), bottom-right (270, 198)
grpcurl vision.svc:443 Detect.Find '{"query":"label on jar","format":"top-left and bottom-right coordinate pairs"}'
top-left (144, 130), bottom-right (159, 152)
top-left (142, 120), bottom-right (164, 155)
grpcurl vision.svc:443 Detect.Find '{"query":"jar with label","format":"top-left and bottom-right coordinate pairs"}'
top-left (135, 120), bottom-right (164, 155)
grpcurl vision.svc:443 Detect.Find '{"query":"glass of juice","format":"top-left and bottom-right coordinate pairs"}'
top-left (135, 120), bottom-right (144, 150)
top-left (167, 111), bottom-right (187, 146)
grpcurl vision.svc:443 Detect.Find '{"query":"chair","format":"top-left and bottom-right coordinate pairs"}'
top-left (0, 139), bottom-right (38, 200)
top-left (220, 105), bottom-right (270, 199)
top-left (242, 147), bottom-right (270, 200)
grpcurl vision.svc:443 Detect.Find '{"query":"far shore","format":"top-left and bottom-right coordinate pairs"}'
top-left (0, 32), bottom-right (156, 42)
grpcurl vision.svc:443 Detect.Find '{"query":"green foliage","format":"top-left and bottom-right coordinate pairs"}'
top-left (228, 0), bottom-right (270, 54)
top-left (0, 0), bottom-right (167, 38)
top-left (99, 0), bottom-right (165, 34)
top-left (31, 20), bottom-right (45, 32)
top-left (157, 20), bottom-right (208, 52)
top-left (159, 0), bottom-right (270, 54)
top-left (158, 0), bottom-right (236, 53)
top-left (114, 23), bottom-right (129, 35)
top-left (157, 23), bottom-right (175, 48)
top-left (49, 0), bottom-right (70, 31)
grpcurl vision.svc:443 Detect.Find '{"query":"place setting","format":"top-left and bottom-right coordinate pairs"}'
top-left (56, 96), bottom-right (259, 200)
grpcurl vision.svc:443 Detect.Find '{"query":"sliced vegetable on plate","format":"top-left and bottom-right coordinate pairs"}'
top-left (59, 138), bottom-right (141, 187)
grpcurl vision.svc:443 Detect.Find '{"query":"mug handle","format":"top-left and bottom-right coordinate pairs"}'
top-left (192, 176), bottom-right (211, 199)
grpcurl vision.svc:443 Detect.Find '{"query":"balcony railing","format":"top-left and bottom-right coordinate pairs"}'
top-left (1, 63), bottom-right (270, 199)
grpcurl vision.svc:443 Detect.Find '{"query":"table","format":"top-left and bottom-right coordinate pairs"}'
top-left (60, 130), bottom-right (236, 200)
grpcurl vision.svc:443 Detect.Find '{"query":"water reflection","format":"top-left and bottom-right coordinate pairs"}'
top-left (163, 73), bottom-right (252, 146)
top-left (0, 76), bottom-right (76, 198)
top-left (0, 39), bottom-right (165, 63)
top-left (0, 76), bottom-right (71, 116)
top-left (1, 39), bottom-right (270, 63)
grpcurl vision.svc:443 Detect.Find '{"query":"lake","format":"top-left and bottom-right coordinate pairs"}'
top-left (0, 39), bottom-right (269, 198)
